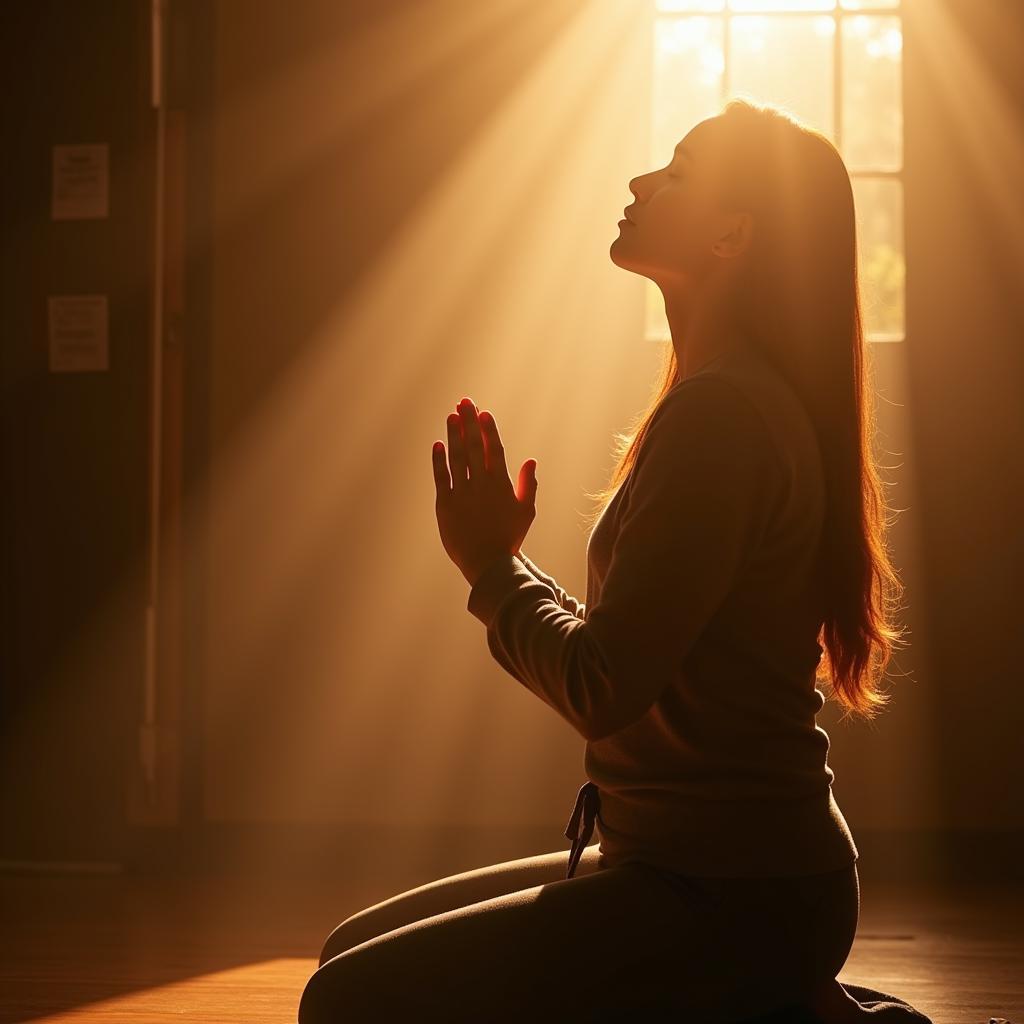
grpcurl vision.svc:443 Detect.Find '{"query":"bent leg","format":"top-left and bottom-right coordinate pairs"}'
top-left (299, 857), bottom-right (830, 1024)
top-left (318, 843), bottom-right (603, 966)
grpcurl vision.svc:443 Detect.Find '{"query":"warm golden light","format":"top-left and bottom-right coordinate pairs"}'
top-left (5, 0), bottom-right (1023, 1021)
top-left (28, 960), bottom-right (312, 1023)
top-left (650, 0), bottom-right (905, 342)
top-left (200, 0), bottom-right (660, 838)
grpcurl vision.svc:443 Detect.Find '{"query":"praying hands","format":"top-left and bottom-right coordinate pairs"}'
top-left (432, 397), bottom-right (538, 588)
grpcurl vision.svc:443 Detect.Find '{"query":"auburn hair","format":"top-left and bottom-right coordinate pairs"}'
top-left (585, 98), bottom-right (908, 722)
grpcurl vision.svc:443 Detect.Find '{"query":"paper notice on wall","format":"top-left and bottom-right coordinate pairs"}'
top-left (51, 144), bottom-right (109, 220)
top-left (48, 295), bottom-right (109, 372)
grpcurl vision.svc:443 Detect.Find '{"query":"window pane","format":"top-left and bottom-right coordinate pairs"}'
top-left (841, 15), bottom-right (902, 170)
top-left (841, 0), bottom-right (899, 8)
top-left (652, 17), bottom-right (725, 164)
top-left (657, 0), bottom-right (725, 9)
top-left (730, 0), bottom-right (834, 9)
top-left (853, 176), bottom-right (905, 340)
top-left (729, 16), bottom-right (835, 140)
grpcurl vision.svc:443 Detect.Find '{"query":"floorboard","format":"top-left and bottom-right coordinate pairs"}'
top-left (0, 869), bottom-right (1020, 1023)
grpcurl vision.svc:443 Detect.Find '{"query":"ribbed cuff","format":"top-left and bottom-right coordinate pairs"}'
top-left (516, 551), bottom-right (541, 576)
top-left (466, 552), bottom-right (535, 628)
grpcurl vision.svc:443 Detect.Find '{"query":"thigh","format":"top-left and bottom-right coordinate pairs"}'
top-left (299, 856), bottom-right (786, 1024)
top-left (317, 843), bottom-right (604, 966)
top-left (654, 861), bottom-right (861, 1009)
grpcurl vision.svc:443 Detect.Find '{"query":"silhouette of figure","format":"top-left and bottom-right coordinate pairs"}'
top-left (299, 99), bottom-right (931, 1023)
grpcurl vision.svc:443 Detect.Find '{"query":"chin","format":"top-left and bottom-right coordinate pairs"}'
top-left (608, 239), bottom-right (637, 271)
top-left (609, 245), bottom-right (657, 283)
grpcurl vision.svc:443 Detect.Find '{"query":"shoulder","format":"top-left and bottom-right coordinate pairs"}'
top-left (633, 368), bottom-right (787, 505)
top-left (650, 369), bottom-right (776, 454)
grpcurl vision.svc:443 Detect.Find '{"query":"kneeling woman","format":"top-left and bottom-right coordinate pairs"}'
top-left (300, 98), bottom-right (919, 1024)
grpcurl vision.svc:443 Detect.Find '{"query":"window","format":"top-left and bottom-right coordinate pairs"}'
top-left (649, 0), bottom-right (905, 343)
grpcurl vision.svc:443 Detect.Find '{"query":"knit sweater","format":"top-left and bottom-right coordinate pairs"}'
top-left (466, 342), bottom-right (859, 878)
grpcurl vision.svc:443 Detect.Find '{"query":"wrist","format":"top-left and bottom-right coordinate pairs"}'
top-left (464, 551), bottom-right (513, 590)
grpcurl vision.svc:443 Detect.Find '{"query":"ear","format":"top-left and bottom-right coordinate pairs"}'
top-left (712, 211), bottom-right (754, 259)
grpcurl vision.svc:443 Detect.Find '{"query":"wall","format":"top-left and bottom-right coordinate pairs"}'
top-left (900, 0), bottom-right (1024, 831)
top-left (0, 0), bottom-right (153, 862)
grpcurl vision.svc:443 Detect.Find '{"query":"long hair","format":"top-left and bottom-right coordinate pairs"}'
top-left (586, 98), bottom-right (908, 722)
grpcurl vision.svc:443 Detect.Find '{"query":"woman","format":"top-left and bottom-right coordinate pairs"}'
top-left (299, 99), bottom-right (923, 1023)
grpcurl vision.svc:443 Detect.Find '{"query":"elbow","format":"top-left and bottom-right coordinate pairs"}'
top-left (582, 694), bottom-right (654, 743)
top-left (569, 684), bottom-right (624, 742)
top-left (568, 639), bottom-right (661, 741)
top-left (581, 708), bottom-right (629, 743)
top-left (581, 719), bottom-right (617, 743)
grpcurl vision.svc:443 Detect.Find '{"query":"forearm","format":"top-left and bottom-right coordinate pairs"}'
top-left (515, 549), bottom-right (586, 620)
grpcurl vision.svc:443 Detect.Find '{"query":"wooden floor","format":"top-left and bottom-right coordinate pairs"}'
top-left (0, 867), bottom-right (1020, 1023)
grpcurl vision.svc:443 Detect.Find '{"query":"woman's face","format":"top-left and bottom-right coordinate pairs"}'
top-left (610, 116), bottom-right (749, 288)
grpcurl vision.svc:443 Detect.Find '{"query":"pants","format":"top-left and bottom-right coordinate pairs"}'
top-left (297, 843), bottom-right (860, 1023)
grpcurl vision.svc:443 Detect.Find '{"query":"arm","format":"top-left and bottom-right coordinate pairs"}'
top-left (514, 550), bottom-right (586, 620)
top-left (467, 377), bottom-right (782, 743)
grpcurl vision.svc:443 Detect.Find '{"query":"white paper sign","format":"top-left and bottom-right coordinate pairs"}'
top-left (52, 144), bottom-right (109, 220)
top-left (48, 295), bottom-right (109, 372)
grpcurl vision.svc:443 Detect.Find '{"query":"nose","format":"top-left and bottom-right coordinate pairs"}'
top-left (628, 169), bottom-right (656, 202)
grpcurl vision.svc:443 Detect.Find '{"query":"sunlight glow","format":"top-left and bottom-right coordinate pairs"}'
top-left (656, 0), bottom-right (726, 10)
top-left (654, 1), bottom-right (906, 13)
top-left (200, 0), bottom-right (660, 835)
top-left (650, 0), bottom-right (906, 341)
top-left (729, 0), bottom-right (835, 10)
top-left (29, 959), bottom-right (313, 1022)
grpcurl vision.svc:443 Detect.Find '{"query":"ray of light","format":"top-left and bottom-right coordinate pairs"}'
top-left (197, 0), bottom-right (658, 844)
top-left (27, 959), bottom-right (312, 1023)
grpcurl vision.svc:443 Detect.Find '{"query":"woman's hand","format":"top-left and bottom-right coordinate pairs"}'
top-left (432, 397), bottom-right (538, 588)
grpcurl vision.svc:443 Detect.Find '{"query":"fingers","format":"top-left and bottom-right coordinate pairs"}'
top-left (445, 397), bottom-right (500, 488)
top-left (447, 412), bottom-right (467, 490)
top-left (431, 440), bottom-right (451, 497)
top-left (517, 459), bottom-right (538, 506)
top-left (478, 409), bottom-right (507, 476)
top-left (457, 398), bottom-right (486, 480)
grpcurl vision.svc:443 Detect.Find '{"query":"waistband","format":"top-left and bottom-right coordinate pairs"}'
top-left (563, 779), bottom-right (859, 880)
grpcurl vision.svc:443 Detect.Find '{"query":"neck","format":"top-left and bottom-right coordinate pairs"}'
top-left (662, 276), bottom-right (746, 383)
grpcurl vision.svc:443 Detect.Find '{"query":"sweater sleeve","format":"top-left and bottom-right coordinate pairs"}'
top-left (467, 376), bottom-right (783, 742)
top-left (515, 551), bottom-right (586, 620)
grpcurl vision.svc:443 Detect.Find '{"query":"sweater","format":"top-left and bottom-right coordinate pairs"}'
top-left (466, 342), bottom-right (859, 878)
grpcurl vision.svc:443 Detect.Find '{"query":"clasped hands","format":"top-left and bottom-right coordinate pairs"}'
top-left (432, 396), bottom-right (538, 589)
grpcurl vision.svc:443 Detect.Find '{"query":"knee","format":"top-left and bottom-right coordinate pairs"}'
top-left (298, 964), bottom-right (336, 1024)
top-left (318, 919), bottom-right (358, 968)
top-left (299, 954), bottom-right (391, 1023)
top-left (319, 910), bottom-right (388, 968)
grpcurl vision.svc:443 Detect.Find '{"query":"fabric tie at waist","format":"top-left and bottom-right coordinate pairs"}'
top-left (564, 781), bottom-right (602, 879)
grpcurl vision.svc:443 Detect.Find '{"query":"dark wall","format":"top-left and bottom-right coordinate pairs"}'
top-left (902, 0), bottom-right (1024, 830)
top-left (0, 1), bottom-right (153, 862)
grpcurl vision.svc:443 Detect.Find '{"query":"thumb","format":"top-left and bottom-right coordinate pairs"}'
top-left (518, 459), bottom-right (538, 505)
